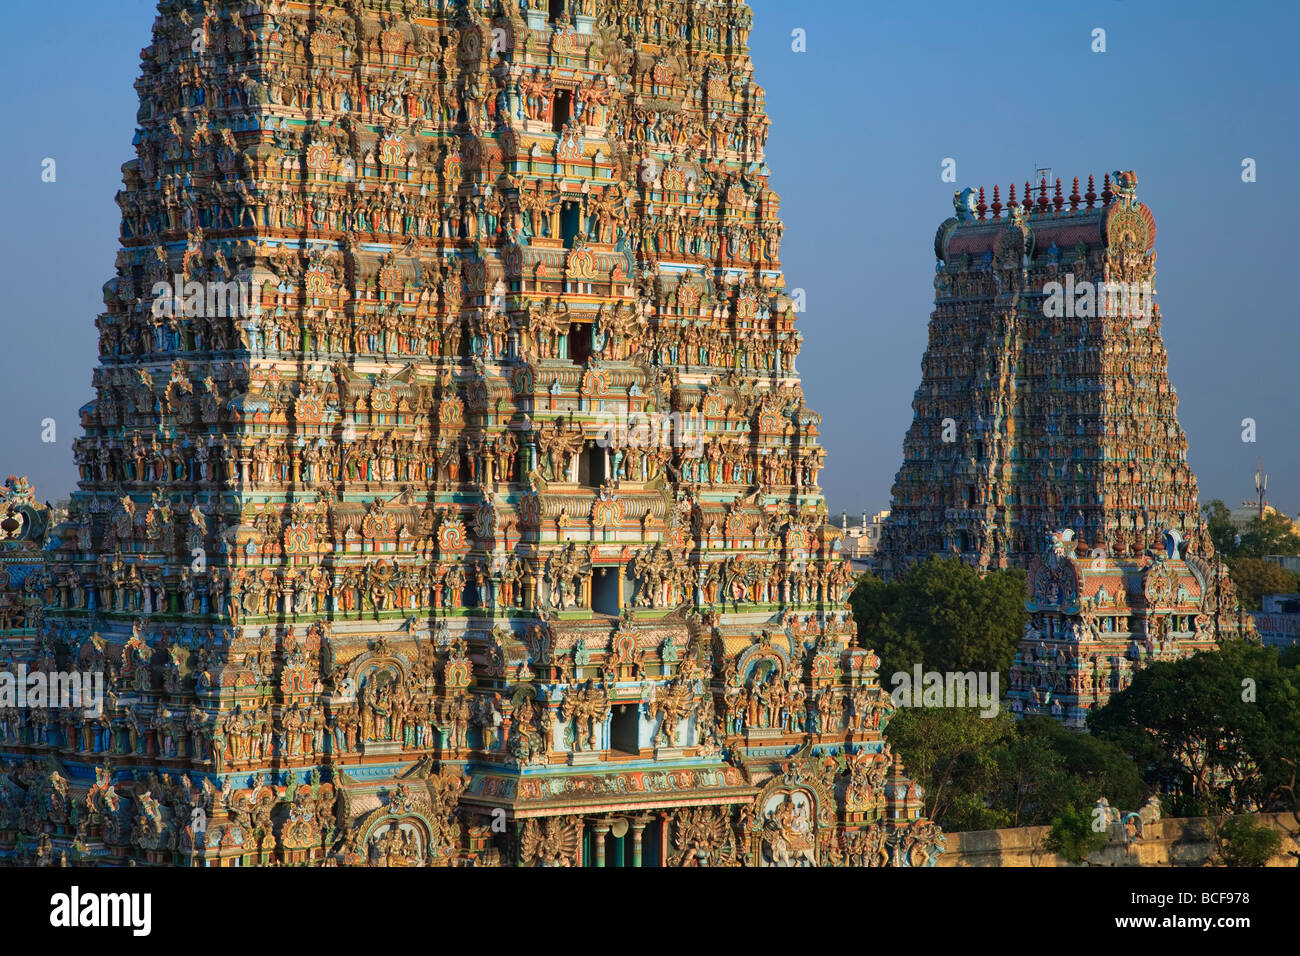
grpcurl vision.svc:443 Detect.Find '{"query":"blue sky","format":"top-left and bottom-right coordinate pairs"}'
top-left (1, 0), bottom-right (1296, 520)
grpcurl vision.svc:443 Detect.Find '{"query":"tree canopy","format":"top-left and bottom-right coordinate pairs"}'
top-left (1088, 640), bottom-right (1300, 815)
top-left (858, 555), bottom-right (1300, 843)
top-left (1203, 499), bottom-right (1238, 557)
top-left (885, 710), bottom-right (1145, 832)
top-left (1240, 509), bottom-right (1300, 559)
top-left (1228, 557), bottom-right (1298, 611)
top-left (1199, 499), bottom-right (1299, 609)
top-left (1202, 497), bottom-right (1300, 561)
top-left (850, 557), bottom-right (1026, 688)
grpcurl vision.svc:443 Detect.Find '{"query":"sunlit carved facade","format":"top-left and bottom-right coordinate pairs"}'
top-left (0, 0), bottom-right (940, 868)
top-left (1008, 528), bottom-right (1253, 730)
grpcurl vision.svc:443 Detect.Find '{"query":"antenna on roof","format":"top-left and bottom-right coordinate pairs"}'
top-left (1255, 456), bottom-right (1268, 522)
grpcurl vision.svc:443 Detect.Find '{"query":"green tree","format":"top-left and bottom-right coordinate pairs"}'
top-left (1214, 814), bottom-right (1283, 867)
top-left (851, 557), bottom-right (1026, 686)
top-left (884, 707), bottom-right (1015, 831)
top-left (1238, 510), bottom-right (1300, 559)
top-left (989, 723), bottom-right (1070, 828)
top-left (1228, 557), bottom-right (1298, 611)
top-left (1203, 499), bottom-right (1239, 559)
top-left (1043, 805), bottom-right (1108, 864)
top-left (975, 717), bottom-right (1145, 829)
top-left (884, 711), bottom-right (1148, 832)
top-left (1090, 641), bottom-right (1300, 814)
top-left (1015, 717), bottom-right (1147, 817)
top-left (848, 572), bottom-right (922, 678)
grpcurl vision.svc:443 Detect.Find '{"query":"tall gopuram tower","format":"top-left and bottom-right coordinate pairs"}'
top-left (879, 172), bottom-right (1209, 578)
top-left (0, 0), bottom-right (941, 868)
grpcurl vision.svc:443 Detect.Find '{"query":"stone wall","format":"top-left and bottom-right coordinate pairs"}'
top-left (937, 812), bottom-right (1300, 867)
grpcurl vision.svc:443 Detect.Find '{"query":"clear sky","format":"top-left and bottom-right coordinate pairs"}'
top-left (1, 0), bottom-right (1297, 519)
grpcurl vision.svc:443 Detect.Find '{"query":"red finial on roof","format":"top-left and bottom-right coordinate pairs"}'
top-left (1101, 172), bottom-right (1113, 205)
top-left (1085, 174), bottom-right (1096, 208)
top-left (1053, 178), bottom-right (1064, 213)
top-left (1037, 177), bottom-right (1049, 214)
top-left (1069, 177), bottom-right (1081, 212)
top-left (1024, 181), bottom-right (1033, 214)
top-left (990, 184), bottom-right (1002, 219)
top-left (1008, 182), bottom-right (1017, 210)
top-left (976, 186), bottom-right (987, 220)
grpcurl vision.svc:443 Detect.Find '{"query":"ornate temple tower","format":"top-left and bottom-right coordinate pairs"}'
top-left (880, 173), bottom-right (1208, 577)
top-left (0, 0), bottom-right (939, 868)
top-left (1008, 528), bottom-right (1252, 729)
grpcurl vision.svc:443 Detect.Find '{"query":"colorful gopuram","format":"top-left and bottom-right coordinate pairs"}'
top-left (1007, 527), bottom-right (1252, 729)
top-left (0, 0), bottom-right (940, 868)
top-left (879, 173), bottom-right (1210, 576)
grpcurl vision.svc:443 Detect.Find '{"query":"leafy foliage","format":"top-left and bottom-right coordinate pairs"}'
top-left (1214, 814), bottom-right (1283, 867)
top-left (884, 708), bottom-right (1013, 831)
top-left (1228, 557), bottom-right (1298, 611)
top-left (851, 557), bottom-right (1026, 686)
top-left (886, 711), bottom-right (1145, 832)
top-left (1043, 806), bottom-right (1108, 864)
top-left (1202, 498), bottom-right (1300, 561)
top-left (860, 554), bottom-right (1300, 848)
top-left (1089, 641), bottom-right (1300, 814)
top-left (860, 557), bottom-right (1145, 834)
top-left (1202, 498), bottom-right (1300, 610)
top-left (1203, 499), bottom-right (1238, 558)
top-left (1239, 510), bottom-right (1300, 560)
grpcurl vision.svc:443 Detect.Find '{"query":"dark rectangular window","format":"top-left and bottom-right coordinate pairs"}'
top-left (592, 566), bottom-right (619, 615)
top-left (560, 200), bottom-right (581, 247)
top-left (553, 89), bottom-right (572, 131)
top-left (569, 321), bottom-right (592, 364)
top-left (578, 441), bottom-right (605, 486)
top-left (610, 703), bottom-right (639, 754)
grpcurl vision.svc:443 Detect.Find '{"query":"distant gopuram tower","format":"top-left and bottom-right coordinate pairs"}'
top-left (0, 0), bottom-right (940, 868)
top-left (880, 172), bottom-right (1209, 577)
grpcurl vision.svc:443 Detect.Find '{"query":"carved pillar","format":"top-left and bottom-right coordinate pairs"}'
top-left (592, 821), bottom-right (609, 867)
top-left (630, 819), bottom-right (646, 867)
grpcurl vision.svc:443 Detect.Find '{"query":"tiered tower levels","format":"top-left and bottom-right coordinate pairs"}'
top-left (0, 0), bottom-right (939, 868)
top-left (1008, 528), bottom-right (1253, 729)
top-left (881, 173), bottom-right (1207, 576)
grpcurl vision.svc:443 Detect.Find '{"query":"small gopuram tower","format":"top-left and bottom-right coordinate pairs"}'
top-left (0, 0), bottom-right (938, 868)
top-left (880, 172), bottom-right (1207, 577)
top-left (1008, 528), bottom-right (1253, 729)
